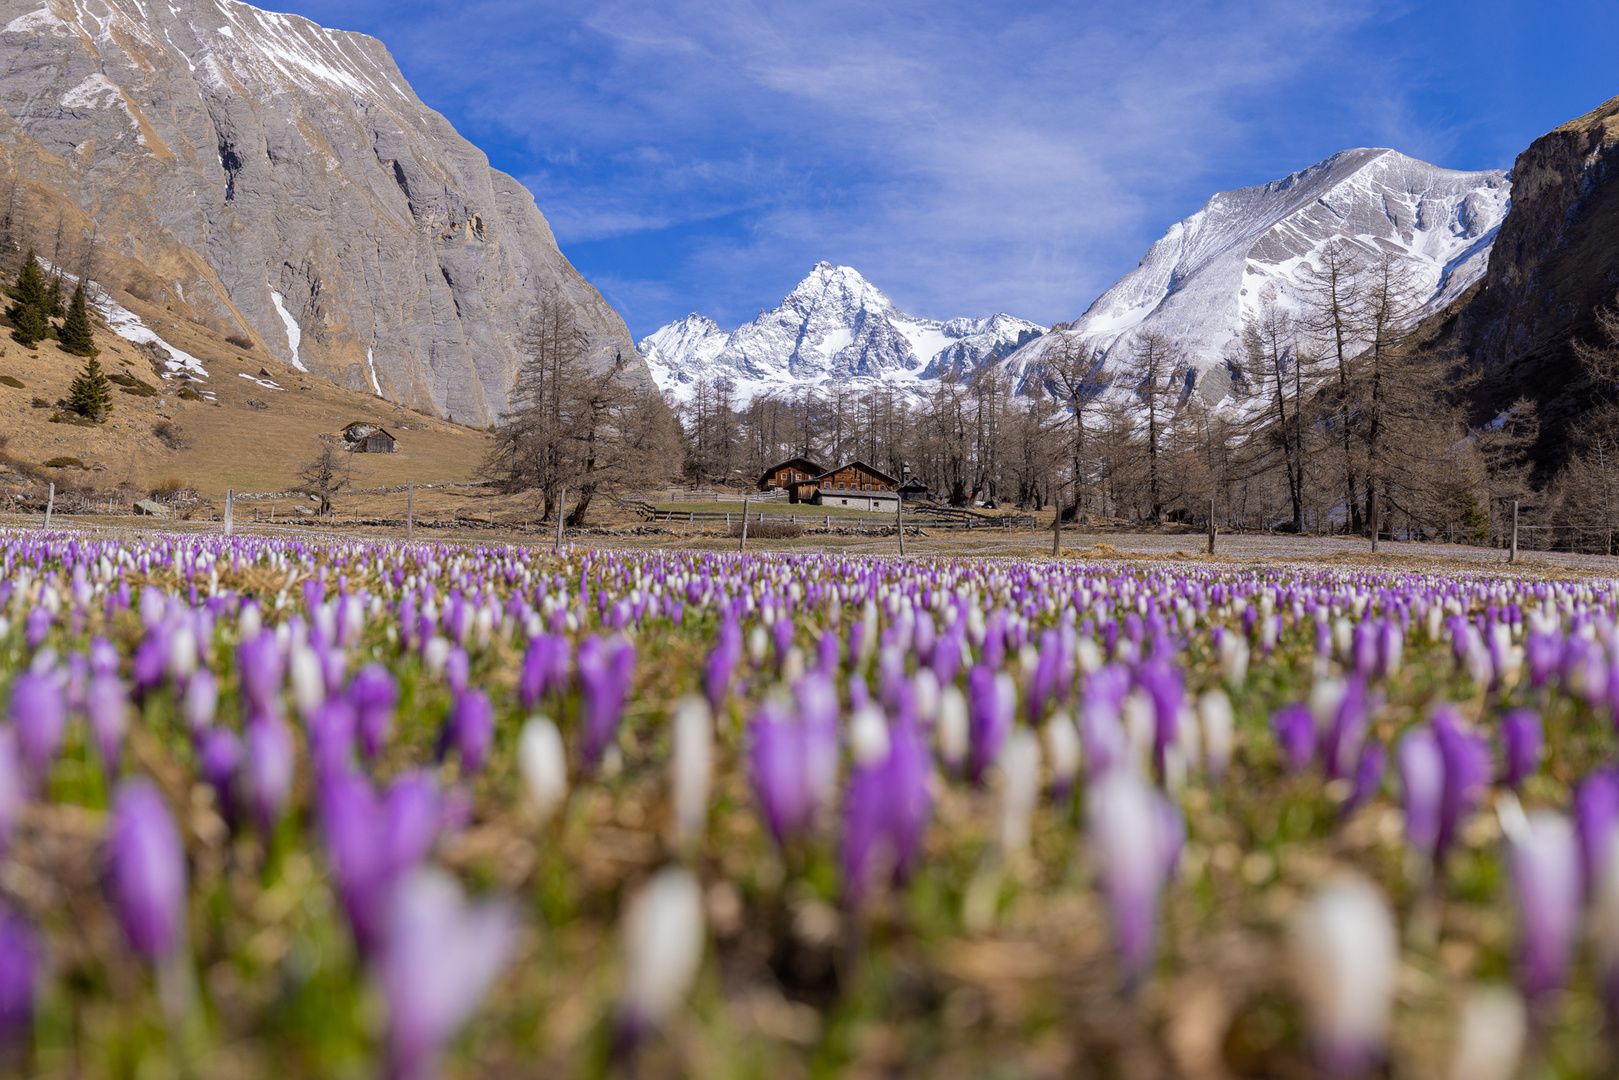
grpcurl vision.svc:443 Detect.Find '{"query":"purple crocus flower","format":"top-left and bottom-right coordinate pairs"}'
top-left (1576, 770), bottom-right (1619, 897)
top-left (1397, 727), bottom-right (1444, 861)
top-left (107, 780), bottom-right (187, 960)
top-left (1500, 709), bottom-right (1543, 791)
top-left (816, 630), bottom-right (840, 676)
top-left (441, 691), bottom-right (493, 775)
top-left (1271, 704), bottom-right (1317, 773)
top-left (966, 664), bottom-right (1014, 784)
top-left (237, 632), bottom-right (284, 716)
top-left (88, 637), bottom-right (120, 677)
top-left (321, 770), bottom-right (444, 956)
top-left (773, 617), bottom-right (795, 674)
top-left (1524, 632), bottom-right (1561, 689)
top-left (841, 716), bottom-right (933, 903)
top-left (517, 635), bottom-right (569, 711)
top-left (1080, 665), bottom-right (1132, 778)
top-left (244, 712), bottom-right (295, 835)
top-left (0, 905), bottom-right (36, 1046)
top-left (1135, 658), bottom-right (1184, 777)
top-left (578, 637), bottom-right (635, 768)
top-left (1089, 770), bottom-right (1172, 985)
top-left (7, 672), bottom-right (65, 786)
top-left (748, 700), bottom-right (813, 846)
top-left (1432, 708), bottom-right (1491, 863)
top-left (308, 699), bottom-right (358, 779)
top-left (130, 631), bottom-right (169, 696)
top-left (85, 673), bottom-right (128, 775)
top-left (198, 728), bottom-right (241, 831)
top-left (705, 620), bottom-right (742, 712)
top-left (444, 647), bottom-right (470, 695)
top-left (1510, 810), bottom-right (1581, 1000)
top-left (1344, 741), bottom-right (1387, 816)
top-left (933, 621), bottom-right (964, 685)
top-left (378, 869), bottom-right (513, 1080)
top-left (1027, 629), bottom-right (1063, 722)
top-left (1321, 677), bottom-right (1370, 781)
top-left (23, 608), bottom-right (50, 651)
top-left (348, 663), bottom-right (398, 760)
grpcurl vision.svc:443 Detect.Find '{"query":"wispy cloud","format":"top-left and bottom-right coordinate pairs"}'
top-left (280, 0), bottom-right (1619, 337)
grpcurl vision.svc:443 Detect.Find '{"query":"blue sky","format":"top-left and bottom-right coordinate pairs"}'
top-left (279, 0), bottom-right (1619, 340)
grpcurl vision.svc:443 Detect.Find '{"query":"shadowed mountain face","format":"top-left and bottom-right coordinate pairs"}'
top-left (0, 0), bottom-right (644, 424)
top-left (1431, 95), bottom-right (1619, 474)
top-left (1001, 148), bottom-right (1509, 403)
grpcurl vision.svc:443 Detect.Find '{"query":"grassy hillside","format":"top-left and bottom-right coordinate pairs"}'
top-left (0, 287), bottom-right (490, 500)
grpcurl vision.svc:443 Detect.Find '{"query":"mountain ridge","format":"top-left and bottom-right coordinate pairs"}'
top-left (1001, 147), bottom-right (1510, 400)
top-left (640, 261), bottom-right (1046, 406)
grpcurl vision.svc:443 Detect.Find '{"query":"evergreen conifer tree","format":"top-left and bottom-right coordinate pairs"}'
top-left (44, 274), bottom-right (63, 317)
top-left (10, 250), bottom-right (45, 309)
top-left (7, 251), bottom-right (49, 346)
top-left (59, 281), bottom-right (97, 357)
top-left (66, 353), bottom-right (112, 422)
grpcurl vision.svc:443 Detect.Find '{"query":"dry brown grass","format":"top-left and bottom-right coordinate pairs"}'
top-left (149, 475), bottom-right (189, 497)
top-left (730, 520), bottom-right (804, 539)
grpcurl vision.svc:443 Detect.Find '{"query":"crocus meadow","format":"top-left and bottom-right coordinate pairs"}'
top-left (2, 527), bottom-right (1619, 1075)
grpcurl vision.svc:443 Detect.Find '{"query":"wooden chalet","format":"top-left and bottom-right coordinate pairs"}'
top-left (812, 461), bottom-right (901, 512)
top-left (342, 423), bottom-right (398, 454)
top-left (757, 457), bottom-right (824, 503)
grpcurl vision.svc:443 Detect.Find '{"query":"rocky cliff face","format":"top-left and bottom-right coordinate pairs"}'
top-left (639, 262), bottom-right (1045, 406)
top-left (1438, 94), bottom-right (1619, 466)
top-left (1002, 148), bottom-right (1510, 403)
top-left (0, 0), bottom-right (644, 424)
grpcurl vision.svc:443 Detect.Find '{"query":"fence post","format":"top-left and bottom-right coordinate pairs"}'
top-left (897, 498), bottom-right (906, 556)
top-left (739, 498), bottom-right (750, 551)
top-left (406, 482), bottom-right (414, 541)
top-left (1207, 498), bottom-right (1215, 555)
top-left (43, 483), bottom-right (54, 529)
top-left (225, 489), bottom-right (234, 536)
top-left (1369, 486), bottom-right (1380, 554)
top-left (556, 488), bottom-right (566, 552)
top-left (1510, 500), bottom-right (1519, 564)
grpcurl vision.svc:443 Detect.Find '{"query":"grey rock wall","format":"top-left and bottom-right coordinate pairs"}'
top-left (0, 0), bottom-right (645, 424)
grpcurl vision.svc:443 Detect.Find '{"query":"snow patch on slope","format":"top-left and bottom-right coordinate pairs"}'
top-left (270, 290), bottom-right (306, 371)
top-left (4, 6), bottom-right (70, 34)
top-left (94, 291), bottom-right (210, 380)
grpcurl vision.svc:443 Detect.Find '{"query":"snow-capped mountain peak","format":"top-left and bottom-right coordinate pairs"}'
top-left (1002, 147), bottom-right (1510, 403)
top-left (641, 264), bottom-right (1045, 405)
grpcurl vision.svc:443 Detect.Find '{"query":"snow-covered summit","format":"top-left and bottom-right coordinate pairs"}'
top-left (641, 262), bottom-right (1046, 405)
top-left (1003, 148), bottom-right (1511, 402)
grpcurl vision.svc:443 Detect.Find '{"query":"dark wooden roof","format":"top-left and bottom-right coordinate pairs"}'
top-left (758, 457), bottom-right (825, 488)
top-left (813, 460), bottom-right (900, 487)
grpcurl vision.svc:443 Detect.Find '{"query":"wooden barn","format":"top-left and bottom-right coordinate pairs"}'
top-left (812, 461), bottom-right (900, 512)
top-left (757, 457), bottom-right (824, 503)
top-left (898, 477), bottom-right (930, 502)
top-left (343, 423), bottom-right (398, 454)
